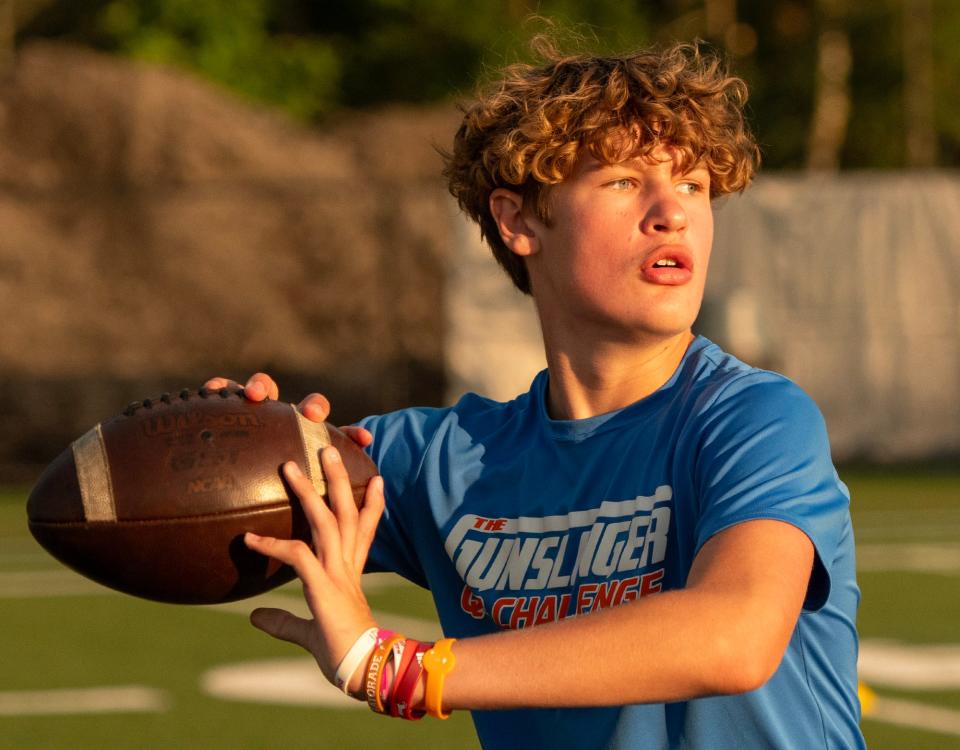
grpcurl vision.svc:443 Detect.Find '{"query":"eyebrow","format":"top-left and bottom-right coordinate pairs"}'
top-left (585, 157), bottom-right (710, 176)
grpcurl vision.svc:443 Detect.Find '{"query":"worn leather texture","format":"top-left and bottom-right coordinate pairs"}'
top-left (27, 388), bottom-right (377, 604)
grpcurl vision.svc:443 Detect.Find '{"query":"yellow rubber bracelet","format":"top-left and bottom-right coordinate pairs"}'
top-left (422, 638), bottom-right (457, 719)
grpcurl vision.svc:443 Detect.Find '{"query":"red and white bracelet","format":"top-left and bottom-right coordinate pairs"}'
top-left (352, 630), bottom-right (457, 720)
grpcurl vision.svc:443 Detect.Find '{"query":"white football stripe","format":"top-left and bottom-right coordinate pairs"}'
top-left (71, 423), bottom-right (116, 522)
top-left (292, 407), bottom-right (330, 496)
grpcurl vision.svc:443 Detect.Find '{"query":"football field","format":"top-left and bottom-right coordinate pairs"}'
top-left (2, 469), bottom-right (959, 749)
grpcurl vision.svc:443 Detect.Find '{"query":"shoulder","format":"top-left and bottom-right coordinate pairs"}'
top-left (359, 372), bottom-right (543, 467)
top-left (680, 338), bottom-right (826, 435)
top-left (360, 383), bottom-right (537, 440)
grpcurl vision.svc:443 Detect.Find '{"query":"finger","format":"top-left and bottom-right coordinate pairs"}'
top-left (249, 607), bottom-right (314, 651)
top-left (321, 447), bottom-right (360, 566)
top-left (298, 393), bottom-right (331, 423)
top-left (354, 475), bottom-right (385, 571)
top-left (244, 372), bottom-right (280, 402)
top-left (244, 531), bottom-right (323, 585)
top-left (203, 377), bottom-right (238, 390)
top-left (280, 462), bottom-right (340, 560)
top-left (340, 425), bottom-right (373, 448)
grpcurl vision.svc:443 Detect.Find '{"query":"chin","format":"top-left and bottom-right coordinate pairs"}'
top-left (628, 308), bottom-right (700, 341)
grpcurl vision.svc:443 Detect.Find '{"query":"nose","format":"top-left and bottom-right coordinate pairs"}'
top-left (640, 191), bottom-right (687, 235)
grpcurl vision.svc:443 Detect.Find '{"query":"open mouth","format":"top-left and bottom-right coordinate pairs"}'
top-left (641, 247), bottom-right (694, 285)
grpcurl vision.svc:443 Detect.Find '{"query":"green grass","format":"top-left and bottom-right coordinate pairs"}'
top-left (4, 469), bottom-right (960, 748)
top-left (1, 490), bottom-right (479, 750)
top-left (842, 468), bottom-right (960, 746)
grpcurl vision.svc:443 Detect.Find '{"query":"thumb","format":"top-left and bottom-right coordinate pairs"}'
top-left (250, 607), bottom-right (314, 650)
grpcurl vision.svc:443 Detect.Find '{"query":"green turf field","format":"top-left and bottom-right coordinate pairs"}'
top-left (0, 489), bottom-right (480, 749)
top-left (2, 470), bottom-right (959, 749)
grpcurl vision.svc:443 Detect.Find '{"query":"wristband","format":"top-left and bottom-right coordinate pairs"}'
top-left (365, 633), bottom-right (405, 713)
top-left (392, 640), bottom-right (429, 720)
top-left (422, 638), bottom-right (457, 719)
top-left (334, 627), bottom-right (378, 694)
top-left (376, 628), bottom-right (396, 643)
top-left (383, 637), bottom-right (416, 716)
top-left (380, 637), bottom-right (406, 710)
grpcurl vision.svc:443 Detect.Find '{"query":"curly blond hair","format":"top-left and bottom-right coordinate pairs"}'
top-left (443, 38), bottom-right (760, 294)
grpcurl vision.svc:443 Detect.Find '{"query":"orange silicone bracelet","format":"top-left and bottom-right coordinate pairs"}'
top-left (422, 638), bottom-right (457, 719)
top-left (365, 633), bottom-right (405, 713)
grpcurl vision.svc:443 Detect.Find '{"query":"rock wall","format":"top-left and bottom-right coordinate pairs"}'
top-left (0, 43), bottom-right (461, 479)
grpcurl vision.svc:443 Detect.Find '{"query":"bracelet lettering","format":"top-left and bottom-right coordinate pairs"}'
top-left (365, 633), bottom-right (404, 714)
top-left (333, 627), bottom-right (378, 695)
top-left (380, 636), bottom-right (406, 710)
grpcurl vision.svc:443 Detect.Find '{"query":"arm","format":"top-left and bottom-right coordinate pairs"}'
top-left (250, 450), bottom-right (813, 710)
top-left (210, 375), bottom-right (813, 709)
top-left (442, 519), bottom-right (812, 709)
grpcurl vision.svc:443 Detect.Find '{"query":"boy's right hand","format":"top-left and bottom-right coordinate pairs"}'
top-left (202, 373), bottom-right (373, 448)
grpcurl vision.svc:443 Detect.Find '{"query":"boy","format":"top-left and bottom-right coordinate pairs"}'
top-left (208, 39), bottom-right (864, 749)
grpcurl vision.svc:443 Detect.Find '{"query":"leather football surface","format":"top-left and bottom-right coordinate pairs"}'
top-left (26, 387), bottom-right (377, 604)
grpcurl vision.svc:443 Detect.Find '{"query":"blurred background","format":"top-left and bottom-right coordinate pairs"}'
top-left (0, 1), bottom-right (958, 748)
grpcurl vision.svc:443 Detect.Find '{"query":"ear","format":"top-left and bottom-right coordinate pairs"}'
top-left (489, 188), bottom-right (540, 257)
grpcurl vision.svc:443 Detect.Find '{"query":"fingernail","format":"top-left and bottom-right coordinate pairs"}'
top-left (285, 461), bottom-right (303, 478)
top-left (245, 532), bottom-right (261, 543)
top-left (325, 447), bottom-right (341, 463)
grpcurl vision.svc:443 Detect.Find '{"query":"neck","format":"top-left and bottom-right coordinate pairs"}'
top-left (543, 331), bottom-right (694, 420)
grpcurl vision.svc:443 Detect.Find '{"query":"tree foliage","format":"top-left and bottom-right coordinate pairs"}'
top-left (15, 0), bottom-right (960, 169)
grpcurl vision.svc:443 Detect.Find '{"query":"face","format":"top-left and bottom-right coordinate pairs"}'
top-left (519, 148), bottom-right (714, 345)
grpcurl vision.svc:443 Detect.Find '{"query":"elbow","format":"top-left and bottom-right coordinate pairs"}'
top-left (699, 597), bottom-right (797, 696)
top-left (707, 634), bottom-right (784, 695)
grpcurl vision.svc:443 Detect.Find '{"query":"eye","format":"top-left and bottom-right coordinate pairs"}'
top-left (677, 168), bottom-right (711, 196)
top-left (677, 180), bottom-right (705, 195)
top-left (606, 177), bottom-right (634, 190)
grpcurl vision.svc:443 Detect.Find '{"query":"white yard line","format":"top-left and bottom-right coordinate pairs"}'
top-left (853, 509), bottom-right (960, 542)
top-left (869, 696), bottom-right (960, 738)
top-left (0, 686), bottom-right (170, 716)
top-left (856, 525), bottom-right (960, 542)
top-left (0, 570), bottom-right (434, 717)
top-left (208, 592), bottom-right (443, 640)
top-left (860, 640), bottom-right (960, 690)
top-left (8, 540), bottom-right (960, 604)
top-left (200, 590), bottom-right (440, 708)
top-left (0, 569), bottom-right (419, 599)
top-left (0, 569), bottom-right (112, 597)
top-left (856, 543), bottom-right (960, 574)
top-left (200, 658), bottom-right (363, 709)
top-left (859, 640), bottom-right (960, 737)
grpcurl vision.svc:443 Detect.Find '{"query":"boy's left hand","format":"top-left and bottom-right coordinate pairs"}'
top-left (243, 445), bottom-right (385, 695)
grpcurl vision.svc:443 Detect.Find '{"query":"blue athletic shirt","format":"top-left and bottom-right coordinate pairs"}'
top-left (360, 337), bottom-right (864, 749)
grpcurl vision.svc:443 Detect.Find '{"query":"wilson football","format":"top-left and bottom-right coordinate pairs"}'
top-left (26, 386), bottom-right (377, 604)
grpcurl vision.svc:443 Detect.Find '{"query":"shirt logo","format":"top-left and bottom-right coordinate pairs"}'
top-left (445, 485), bottom-right (673, 628)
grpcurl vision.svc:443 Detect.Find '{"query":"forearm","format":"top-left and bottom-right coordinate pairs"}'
top-left (440, 587), bottom-right (779, 710)
top-left (420, 521), bottom-right (811, 712)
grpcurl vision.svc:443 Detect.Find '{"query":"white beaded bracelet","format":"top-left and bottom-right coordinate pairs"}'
top-left (334, 627), bottom-right (379, 694)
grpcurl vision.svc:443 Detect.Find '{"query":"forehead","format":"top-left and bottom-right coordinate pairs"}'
top-left (573, 145), bottom-right (706, 177)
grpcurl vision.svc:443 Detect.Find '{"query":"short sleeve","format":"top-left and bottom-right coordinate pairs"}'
top-left (691, 375), bottom-right (850, 611)
top-left (358, 407), bottom-right (446, 589)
